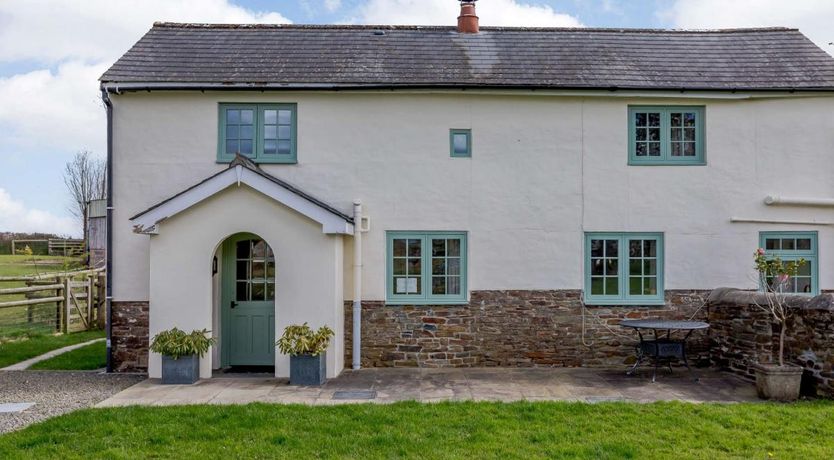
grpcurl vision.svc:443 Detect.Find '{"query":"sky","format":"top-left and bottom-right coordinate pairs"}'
top-left (1, 0), bottom-right (832, 238)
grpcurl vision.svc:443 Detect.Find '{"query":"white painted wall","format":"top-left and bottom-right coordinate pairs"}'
top-left (113, 91), bottom-right (834, 309)
top-left (147, 184), bottom-right (344, 378)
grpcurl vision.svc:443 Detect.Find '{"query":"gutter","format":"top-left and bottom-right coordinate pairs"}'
top-left (100, 87), bottom-right (114, 373)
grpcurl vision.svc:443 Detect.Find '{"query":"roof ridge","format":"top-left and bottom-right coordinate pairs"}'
top-left (150, 22), bottom-right (799, 34)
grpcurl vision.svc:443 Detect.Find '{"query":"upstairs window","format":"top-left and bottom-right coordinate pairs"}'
top-left (386, 231), bottom-right (468, 304)
top-left (218, 103), bottom-right (297, 164)
top-left (759, 231), bottom-right (818, 295)
top-left (584, 232), bottom-right (665, 305)
top-left (628, 106), bottom-right (705, 165)
top-left (450, 129), bottom-right (472, 157)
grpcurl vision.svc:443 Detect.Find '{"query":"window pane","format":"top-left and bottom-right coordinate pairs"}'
top-left (683, 143), bottom-right (695, 156)
top-left (649, 143), bottom-right (660, 156)
top-left (765, 238), bottom-right (779, 250)
top-left (432, 239), bottom-right (445, 257)
top-left (605, 277), bottom-right (619, 295)
top-left (253, 241), bottom-right (266, 257)
top-left (263, 140), bottom-right (277, 154)
top-left (635, 143), bottom-right (646, 156)
top-left (684, 112), bottom-right (696, 126)
top-left (781, 238), bottom-right (795, 250)
top-left (278, 125), bottom-right (292, 140)
top-left (240, 125), bottom-right (254, 139)
top-left (629, 277), bottom-right (642, 295)
top-left (236, 241), bottom-right (250, 259)
top-left (636, 129), bottom-right (647, 141)
top-left (251, 283), bottom-right (265, 301)
top-left (447, 239), bottom-right (460, 256)
top-left (453, 133), bottom-right (468, 154)
top-left (591, 277), bottom-right (604, 295)
top-left (264, 125), bottom-right (277, 139)
top-left (635, 113), bottom-right (647, 126)
top-left (236, 261), bottom-right (248, 280)
top-left (447, 258), bottom-right (460, 276)
top-left (240, 109), bottom-right (254, 124)
top-left (226, 125), bottom-right (239, 138)
top-left (643, 240), bottom-right (656, 257)
top-left (591, 240), bottom-right (603, 257)
top-left (408, 258), bottom-right (421, 274)
top-left (236, 282), bottom-right (248, 301)
top-left (591, 259), bottom-right (604, 276)
top-left (393, 239), bottom-right (406, 257)
top-left (266, 262), bottom-right (275, 278)
top-left (671, 143), bottom-right (681, 156)
top-left (796, 238), bottom-right (812, 250)
top-left (432, 277), bottom-right (445, 295)
top-left (644, 259), bottom-right (656, 276)
top-left (605, 258), bottom-right (618, 275)
top-left (447, 277), bottom-right (460, 295)
top-left (226, 109), bottom-right (240, 124)
top-left (266, 283), bottom-right (275, 300)
top-left (670, 112), bottom-right (681, 127)
top-left (278, 110), bottom-right (292, 125)
top-left (239, 139), bottom-right (253, 155)
top-left (393, 259), bottom-right (406, 275)
top-left (251, 262), bottom-right (265, 279)
top-left (648, 113), bottom-right (660, 126)
top-left (629, 240), bottom-right (642, 258)
top-left (263, 110), bottom-right (277, 124)
top-left (277, 140), bottom-right (292, 155)
top-left (226, 140), bottom-right (238, 155)
top-left (605, 240), bottom-right (618, 257)
top-left (643, 277), bottom-right (657, 295)
top-left (408, 239), bottom-right (421, 257)
top-left (432, 259), bottom-right (445, 276)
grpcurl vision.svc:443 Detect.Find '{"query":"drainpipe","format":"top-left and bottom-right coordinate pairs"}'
top-left (100, 87), bottom-right (114, 373)
top-left (352, 200), bottom-right (363, 370)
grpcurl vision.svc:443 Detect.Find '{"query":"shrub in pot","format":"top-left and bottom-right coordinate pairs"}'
top-left (751, 249), bottom-right (806, 401)
top-left (276, 323), bottom-right (334, 386)
top-left (150, 328), bottom-right (215, 384)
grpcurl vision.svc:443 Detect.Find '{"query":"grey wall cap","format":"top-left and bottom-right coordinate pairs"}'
top-left (708, 287), bottom-right (834, 311)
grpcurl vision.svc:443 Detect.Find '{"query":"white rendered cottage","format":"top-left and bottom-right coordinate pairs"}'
top-left (100, 2), bottom-right (834, 379)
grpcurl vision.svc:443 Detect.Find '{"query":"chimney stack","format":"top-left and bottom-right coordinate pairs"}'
top-left (457, 1), bottom-right (479, 34)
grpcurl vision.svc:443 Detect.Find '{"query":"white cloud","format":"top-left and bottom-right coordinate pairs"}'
top-left (0, 0), bottom-right (292, 64)
top-left (0, 61), bottom-right (109, 155)
top-left (325, 0), bottom-right (343, 13)
top-left (0, 188), bottom-right (78, 237)
top-left (661, 0), bottom-right (834, 56)
top-left (353, 0), bottom-right (582, 27)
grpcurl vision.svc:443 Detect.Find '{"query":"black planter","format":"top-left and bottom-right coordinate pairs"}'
top-left (290, 352), bottom-right (327, 386)
top-left (161, 354), bottom-right (200, 384)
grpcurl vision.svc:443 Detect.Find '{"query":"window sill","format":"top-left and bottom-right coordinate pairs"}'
top-left (217, 158), bottom-right (297, 165)
top-left (583, 298), bottom-right (667, 307)
top-left (385, 299), bottom-right (469, 306)
top-left (627, 161), bottom-right (706, 166)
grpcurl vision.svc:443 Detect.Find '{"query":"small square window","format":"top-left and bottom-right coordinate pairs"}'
top-left (449, 129), bottom-right (471, 157)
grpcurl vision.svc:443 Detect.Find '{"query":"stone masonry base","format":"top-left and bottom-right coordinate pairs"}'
top-left (344, 290), bottom-right (710, 368)
top-left (111, 301), bottom-right (149, 372)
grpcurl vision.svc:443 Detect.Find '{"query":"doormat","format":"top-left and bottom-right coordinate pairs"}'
top-left (0, 402), bottom-right (35, 413)
top-left (332, 390), bottom-right (377, 400)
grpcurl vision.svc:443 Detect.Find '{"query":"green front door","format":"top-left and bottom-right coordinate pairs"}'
top-left (222, 235), bottom-right (276, 366)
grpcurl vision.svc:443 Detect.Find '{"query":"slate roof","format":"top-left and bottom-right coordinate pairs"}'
top-left (101, 23), bottom-right (834, 91)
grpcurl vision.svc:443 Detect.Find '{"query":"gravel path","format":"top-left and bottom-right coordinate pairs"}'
top-left (0, 371), bottom-right (145, 433)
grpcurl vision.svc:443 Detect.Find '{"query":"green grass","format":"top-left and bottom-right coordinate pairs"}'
top-left (0, 330), bottom-right (104, 368)
top-left (0, 401), bottom-right (832, 459)
top-left (29, 340), bottom-right (106, 370)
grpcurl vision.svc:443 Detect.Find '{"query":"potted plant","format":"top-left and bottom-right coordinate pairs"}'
top-left (276, 323), bottom-right (334, 386)
top-left (751, 248), bottom-right (806, 401)
top-left (150, 328), bottom-right (215, 384)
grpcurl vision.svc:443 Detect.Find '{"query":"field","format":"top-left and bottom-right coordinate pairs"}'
top-left (0, 254), bottom-right (86, 338)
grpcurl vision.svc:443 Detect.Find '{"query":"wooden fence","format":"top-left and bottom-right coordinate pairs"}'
top-left (0, 268), bottom-right (105, 333)
top-left (9, 239), bottom-right (84, 256)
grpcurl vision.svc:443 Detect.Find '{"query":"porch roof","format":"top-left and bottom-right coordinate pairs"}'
top-left (129, 156), bottom-right (354, 235)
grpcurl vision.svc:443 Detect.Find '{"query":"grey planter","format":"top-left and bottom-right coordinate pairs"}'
top-left (161, 354), bottom-right (200, 384)
top-left (753, 363), bottom-right (802, 401)
top-left (290, 352), bottom-right (327, 386)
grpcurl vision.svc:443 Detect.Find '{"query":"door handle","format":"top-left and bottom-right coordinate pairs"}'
top-left (230, 301), bottom-right (238, 309)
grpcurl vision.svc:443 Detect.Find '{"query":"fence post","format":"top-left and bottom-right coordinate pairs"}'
top-left (62, 277), bottom-right (71, 334)
top-left (10, 240), bottom-right (15, 255)
top-left (97, 273), bottom-right (106, 329)
top-left (55, 276), bottom-right (63, 332)
top-left (86, 275), bottom-right (94, 329)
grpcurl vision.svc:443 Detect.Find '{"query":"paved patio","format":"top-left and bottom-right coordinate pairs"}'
top-left (97, 367), bottom-right (759, 407)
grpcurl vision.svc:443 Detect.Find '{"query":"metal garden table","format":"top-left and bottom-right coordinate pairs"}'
top-left (620, 319), bottom-right (709, 383)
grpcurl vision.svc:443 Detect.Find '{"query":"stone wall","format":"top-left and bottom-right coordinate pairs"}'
top-left (344, 290), bottom-right (709, 368)
top-left (111, 301), bottom-right (149, 372)
top-left (708, 288), bottom-right (834, 396)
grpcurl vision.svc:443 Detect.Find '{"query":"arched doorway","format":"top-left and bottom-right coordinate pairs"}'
top-left (220, 233), bottom-right (276, 367)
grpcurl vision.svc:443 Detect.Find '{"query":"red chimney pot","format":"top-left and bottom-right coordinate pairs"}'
top-left (457, 1), bottom-right (479, 34)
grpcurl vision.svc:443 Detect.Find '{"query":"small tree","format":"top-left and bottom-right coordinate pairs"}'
top-left (753, 248), bottom-right (806, 367)
top-left (63, 150), bottom-right (106, 240)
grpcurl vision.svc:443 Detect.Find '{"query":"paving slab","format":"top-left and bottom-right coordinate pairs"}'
top-left (96, 367), bottom-right (760, 407)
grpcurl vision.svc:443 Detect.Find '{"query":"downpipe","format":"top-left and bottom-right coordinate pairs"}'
top-left (100, 87), bottom-right (114, 373)
top-left (352, 200), bottom-right (363, 370)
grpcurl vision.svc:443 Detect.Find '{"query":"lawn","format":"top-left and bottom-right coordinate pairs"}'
top-left (0, 330), bottom-right (104, 368)
top-left (29, 340), bottom-right (106, 370)
top-left (0, 401), bottom-right (832, 459)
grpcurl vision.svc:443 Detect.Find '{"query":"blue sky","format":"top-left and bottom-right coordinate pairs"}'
top-left (0, 0), bottom-right (831, 237)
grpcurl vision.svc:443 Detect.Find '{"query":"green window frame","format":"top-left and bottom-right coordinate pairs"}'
top-left (584, 232), bottom-right (665, 305)
top-left (759, 231), bottom-right (819, 295)
top-left (386, 231), bottom-right (468, 305)
top-left (628, 106), bottom-right (705, 165)
top-left (218, 103), bottom-right (297, 164)
top-left (449, 129), bottom-right (472, 158)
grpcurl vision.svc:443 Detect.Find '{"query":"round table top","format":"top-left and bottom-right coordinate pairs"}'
top-left (619, 319), bottom-right (709, 330)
